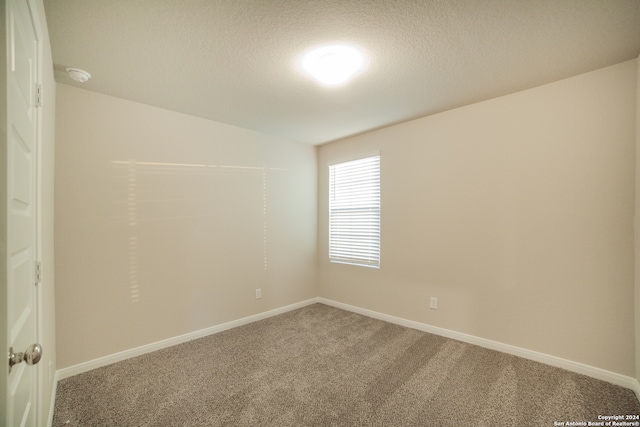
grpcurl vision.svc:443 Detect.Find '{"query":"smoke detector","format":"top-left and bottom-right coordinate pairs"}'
top-left (66, 68), bottom-right (91, 83)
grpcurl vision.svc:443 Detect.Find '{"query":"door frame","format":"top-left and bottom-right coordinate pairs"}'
top-left (0, 0), bottom-right (8, 418)
top-left (31, 0), bottom-right (45, 422)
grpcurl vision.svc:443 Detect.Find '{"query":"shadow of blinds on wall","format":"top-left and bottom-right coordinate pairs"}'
top-left (329, 153), bottom-right (381, 268)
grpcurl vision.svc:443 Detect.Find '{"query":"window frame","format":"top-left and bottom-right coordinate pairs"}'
top-left (328, 153), bottom-right (381, 268)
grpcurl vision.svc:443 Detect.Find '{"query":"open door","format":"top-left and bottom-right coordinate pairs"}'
top-left (3, 0), bottom-right (42, 425)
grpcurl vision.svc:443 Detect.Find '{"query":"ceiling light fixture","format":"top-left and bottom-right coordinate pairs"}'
top-left (66, 67), bottom-right (91, 83)
top-left (299, 44), bottom-right (366, 87)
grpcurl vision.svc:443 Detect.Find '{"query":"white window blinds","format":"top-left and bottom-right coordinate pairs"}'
top-left (329, 154), bottom-right (380, 268)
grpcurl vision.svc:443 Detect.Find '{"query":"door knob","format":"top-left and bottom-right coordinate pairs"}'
top-left (8, 344), bottom-right (42, 372)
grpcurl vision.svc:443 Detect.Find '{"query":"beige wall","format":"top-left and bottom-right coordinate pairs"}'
top-left (37, 0), bottom-right (57, 422)
top-left (319, 60), bottom-right (637, 376)
top-left (54, 85), bottom-right (317, 368)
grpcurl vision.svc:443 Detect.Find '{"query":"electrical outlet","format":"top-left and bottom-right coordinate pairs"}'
top-left (430, 297), bottom-right (438, 309)
top-left (256, 289), bottom-right (262, 299)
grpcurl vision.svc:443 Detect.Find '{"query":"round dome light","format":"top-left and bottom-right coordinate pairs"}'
top-left (299, 44), bottom-right (366, 87)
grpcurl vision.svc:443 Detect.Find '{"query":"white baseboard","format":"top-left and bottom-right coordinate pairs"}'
top-left (56, 298), bottom-right (319, 381)
top-left (54, 296), bottom-right (639, 398)
top-left (318, 298), bottom-right (639, 394)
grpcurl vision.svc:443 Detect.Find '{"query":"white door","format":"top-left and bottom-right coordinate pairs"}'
top-left (5, 0), bottom-right (41, 425)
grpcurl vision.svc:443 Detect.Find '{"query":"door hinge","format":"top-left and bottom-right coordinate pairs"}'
top-left (35, 84), bottom-right (43, 108)
top-left (35, 261), bottom-right (42, 284)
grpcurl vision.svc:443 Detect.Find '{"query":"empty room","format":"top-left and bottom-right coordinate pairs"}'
top-left (3, 0), bottom-right (640, 426)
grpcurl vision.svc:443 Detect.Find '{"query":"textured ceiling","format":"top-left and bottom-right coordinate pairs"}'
top-left (44, 0), bottom-right (640, 145)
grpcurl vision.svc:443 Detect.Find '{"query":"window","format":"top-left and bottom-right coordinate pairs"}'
top-left (329, 154), bottom-right (380, 268)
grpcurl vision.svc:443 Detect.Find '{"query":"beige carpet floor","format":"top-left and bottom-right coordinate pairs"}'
top-left (53, 303), bottom-right (640, 426)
